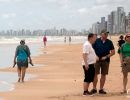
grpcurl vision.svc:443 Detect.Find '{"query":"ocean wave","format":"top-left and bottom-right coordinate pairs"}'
top-left (0, 36), bottom-right (86, 44)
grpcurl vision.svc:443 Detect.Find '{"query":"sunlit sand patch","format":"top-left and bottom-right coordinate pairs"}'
top-left (71, 92), bottom-right (126, 97)
top-left (48, 92), bottom-right (127, 100)
top-left (38, 79), bottom-right (46, 81)
top-left (91, 92), bottom-right (125, 97)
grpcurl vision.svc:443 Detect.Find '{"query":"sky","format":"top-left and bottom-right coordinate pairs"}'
top-left (0, 0), bottom-right (130, 31)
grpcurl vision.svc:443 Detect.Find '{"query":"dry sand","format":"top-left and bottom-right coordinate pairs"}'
top-left (0, 36), bottom-right (130, 100)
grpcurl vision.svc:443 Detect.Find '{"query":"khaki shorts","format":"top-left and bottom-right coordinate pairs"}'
top-left (122, 57), bottom-right (130, 73)
top-left (95, 61), bottom-right (110, 75)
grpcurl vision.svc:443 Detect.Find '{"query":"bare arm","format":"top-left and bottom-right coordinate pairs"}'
top-left (83, 53), bottom-right (89, 70)
top-left (120, 53), bottom-right (123, 66)
top-left (14, 46), bottom-right (18, 63)
top-left (108, 41), bottom-right (115, 57)
top-left (101, 49), bottom-right (115, 60)
top-left (26, 46), bottom-right (33, 66)
top-left (13, 46), bottom-right (18, 67)
top-left (28, 56), bottom-right (32, 62)
top-left (107, 49), bottom-right (115, 57)
top-left (14, 55), bottom-right (17, 63)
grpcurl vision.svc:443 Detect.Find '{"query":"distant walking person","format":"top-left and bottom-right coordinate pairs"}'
top-left (117, 35), bottom-right (125, 64)
top-left (120, 33), bottom-right (130, 94)
top-left (64, 36), bottom-right (66, 43)
top-left (69, 36), bottom-right (71, 44)
top-left (43, 35), bottom-right (47, 47)
top-left (82, 33), bottom-right (98, 95)
top-left (13, 40), bottom-right (33, 82)
top-left (91, 30), bottom-right (115, 94)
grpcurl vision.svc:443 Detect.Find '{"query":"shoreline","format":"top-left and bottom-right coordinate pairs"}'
top-left (0, 43), bottom-right (83, 100)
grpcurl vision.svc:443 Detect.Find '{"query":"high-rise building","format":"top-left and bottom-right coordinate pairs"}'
top-left (127, 12), bottom-right (130, 33)
top-left (111, 11), bottom-right (118, 33)
top-left (125, 16), bottom-right (129, 33)
top-left (107, 11), bottom-right (118, 34)
top-left (117, 7), bottom-right (126, 33)
top-left (100, 17), bottom-right (107, 31)
top-left (60, 28), bottom-right (68, 36)
top-left (92, 22), bottom-right (100, 34)
top-left (107, 14), bottom-right (112, 34)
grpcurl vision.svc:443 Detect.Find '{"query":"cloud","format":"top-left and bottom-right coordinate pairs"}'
top-left (77, 8), bottom-right (88, 14)
top-left (0, 0), bottom-right (129, 31)
top-left (47, 0), bottom-right (70, 8)
top-left (42, 14), bottom-right (52, 21)
top-left (96, 0), bottom-right (125, 5)
top-left (0, 0), bottom-right (10, 2)
top-left (1, 13), bottom-right (16, 19)
top-left (0, 0), bottom-right (22, 2)
top-left (95, 0), bottom-right (130, 12)
top-left (8, 21), bottom-right (14, 28)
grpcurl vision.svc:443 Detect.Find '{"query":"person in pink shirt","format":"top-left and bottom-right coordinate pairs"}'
top-left (43, 35), bottom-right (47, 47)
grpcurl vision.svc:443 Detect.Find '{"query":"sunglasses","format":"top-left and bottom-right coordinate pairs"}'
top-left (126, 36), bottom-right (130, 38)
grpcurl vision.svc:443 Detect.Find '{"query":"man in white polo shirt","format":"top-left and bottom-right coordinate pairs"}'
top-left (82, 33), bottom-right (98, 95)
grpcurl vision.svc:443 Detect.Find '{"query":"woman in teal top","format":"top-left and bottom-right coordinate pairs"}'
top-left (120, 33), bottom-right (130, 94)
top-left (14, 40), bottom-right (33, 83)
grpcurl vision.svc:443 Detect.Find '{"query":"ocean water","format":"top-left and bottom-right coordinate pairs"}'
top-left (0, 36), bottom-right (43, 94)
top-left (46, 36), bottom-right (86, 44)
top-left (0, 36), bottom-right (86, 68)
top-left (0, 36), bottom-right (86, 44)
top-left (0, 72), bottom-right (35, 92)
top-left (0, 43), bottom-right (43, 68)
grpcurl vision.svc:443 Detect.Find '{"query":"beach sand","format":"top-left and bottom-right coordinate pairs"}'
top-left (0, 36), bottom-right (130, 100)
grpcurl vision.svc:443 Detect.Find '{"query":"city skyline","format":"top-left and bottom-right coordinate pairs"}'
top-left (0, 28), bottom-right (86, 36)
top-left (0, 0), bottom-right (130, 31)
top-left (91, 7), bottom-right (130, 34)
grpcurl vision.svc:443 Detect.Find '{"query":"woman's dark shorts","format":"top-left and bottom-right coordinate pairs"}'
top-left (17, 60), bottom-right (28, 68)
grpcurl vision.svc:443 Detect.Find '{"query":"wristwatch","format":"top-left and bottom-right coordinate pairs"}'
top-left (106, 55), bottom-right (109, 59)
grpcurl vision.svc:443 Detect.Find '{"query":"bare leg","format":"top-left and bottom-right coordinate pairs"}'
top-left (44, 42), bottom-right (46, 47)
top-left (119, 54), bottom-right (122, 66)
top-left (84, 82), bottom-right (90, 92)
top-left (123, 72), bottom-right (128, 92)
top-left (21, 67), bottom-right (26, 82)
top-left (100, 74), bottom-right (106, 89)
top-left (17, 67), bottom-right (21, 82)
top-left (93, 74), bottom-right (98, 90)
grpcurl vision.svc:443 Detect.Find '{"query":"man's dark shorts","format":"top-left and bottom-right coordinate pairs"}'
top-left (95, 61), bottom-right (110, 75)
top-left (83, 64), bottom-right (95, 83)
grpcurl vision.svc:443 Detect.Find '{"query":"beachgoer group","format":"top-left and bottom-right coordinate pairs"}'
top-left (82, 30), bottom-right (130, 95)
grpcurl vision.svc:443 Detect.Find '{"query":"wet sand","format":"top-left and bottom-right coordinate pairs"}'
top-left (0, 36), bottom-right (130, 100)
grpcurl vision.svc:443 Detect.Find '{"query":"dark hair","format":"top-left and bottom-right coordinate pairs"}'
top-left (101, 29), bottom-right (107, 33)
top-left (119, 35), bottom-right (124, 40)
top-left (88, 33), bottom-right (95, 40)
top-left (20, 40), bottom-right (25, 45)
top-left (101, 29), bottom-right (109, 35)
